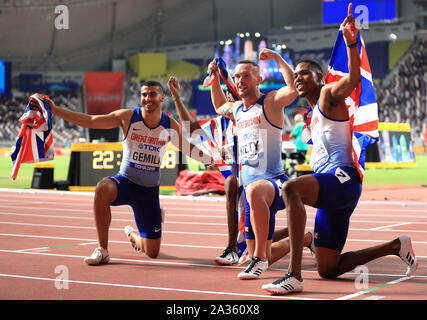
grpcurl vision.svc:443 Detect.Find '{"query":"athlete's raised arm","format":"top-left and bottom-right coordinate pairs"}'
top-left (328, 3), bottom-right (361, 103)
top-left (207, 58), bottom-right (236, 120)
top-left (169, 117), bottom-right (214, 166)
top-left (167, 76), bottom-right (201, 133)
top-left (41, 94), bottom-right (132, 134)
top-left (259, 48), bottom-right (297, 109)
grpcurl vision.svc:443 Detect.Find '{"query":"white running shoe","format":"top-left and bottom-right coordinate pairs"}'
top-left (214, 248), bottom-right (239, 265)
top-left (84, 247), bottom-right (110, 265)
top-left (398, 235), bottom-right (418, 276)
top-left (124, 225), bottom-right (141, 253)
top-left (262, 272), bottom-right (304, 295)
top-left (237, 257), bottom-right (268, 279)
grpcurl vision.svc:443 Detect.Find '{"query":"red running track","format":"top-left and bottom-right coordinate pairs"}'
top-left (0, 188), bottom-right (426, 302)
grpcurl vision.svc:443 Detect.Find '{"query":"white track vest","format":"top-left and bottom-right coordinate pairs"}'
top-left (119, 108), bottom-right (171, 187)
top-left (309, 102), bottom-right (354, 173)
top-left (234, 95), bottom-right (284, 186)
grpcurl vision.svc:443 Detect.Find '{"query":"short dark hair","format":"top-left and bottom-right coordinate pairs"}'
top-left (296, 59), bottom-right (323, 74)
top-left (236, 60), bottom-right (260, 75)
top-left (237, 60), bottom-right (260, 68)
top-left (141, 80), bottom-right (164, 93)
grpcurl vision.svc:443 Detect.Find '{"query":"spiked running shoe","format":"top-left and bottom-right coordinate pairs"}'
top-left (262, 272), bottom-right (304, 295)
top-left (237, 256), bottom-right (268, 279)
top-left (398, 235), bottom-right (418, 276)
top-left (214, 247), bottom-right (239, 265)
top-left (84, 247), bottom-right (110, 265)
top-left (124, 225), bottom-right (142, 253)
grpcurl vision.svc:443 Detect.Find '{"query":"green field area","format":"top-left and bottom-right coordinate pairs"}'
top-left (0, 156), bottom-right (70, 190)
top-left (0, 154), bottom-right (426, 190)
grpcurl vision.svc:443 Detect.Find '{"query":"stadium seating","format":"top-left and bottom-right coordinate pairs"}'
top-left (375, 39), bottom-right (427, 145)
top-left (0, 91), bottom-right (82, 145)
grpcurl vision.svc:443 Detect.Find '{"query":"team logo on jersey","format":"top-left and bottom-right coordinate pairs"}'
top-left (334, 167), bottom-right (351, 184)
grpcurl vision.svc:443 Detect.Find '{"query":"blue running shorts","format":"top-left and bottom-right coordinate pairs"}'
top-left (312, 166), bottom-right (362, 251)
top-left (244, 173), bottom-right (288, 240)
top-left (107, 174), bottom-right (162, 239)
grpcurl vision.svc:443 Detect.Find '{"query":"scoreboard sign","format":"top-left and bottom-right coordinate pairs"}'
top-left (67, 142), bottom-right (186, 191)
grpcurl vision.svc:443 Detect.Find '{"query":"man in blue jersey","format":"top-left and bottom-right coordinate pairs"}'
top-left (40, 81), bottom-right (213, 265)
top-left (208, 48), bottom-right (308, 279)
top-left (262, 4), bottom-right (418, 295)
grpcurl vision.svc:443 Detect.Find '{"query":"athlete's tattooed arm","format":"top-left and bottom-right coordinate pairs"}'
top-left (216, 103), bottom-right (234, 120)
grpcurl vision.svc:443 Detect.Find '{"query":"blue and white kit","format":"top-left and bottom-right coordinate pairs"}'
top-left (108, 108), bottom-right (171, 239)
top-left (233, 95), bottom-right (288, 240)
top-left (309, 102), bottom-right (362, 251)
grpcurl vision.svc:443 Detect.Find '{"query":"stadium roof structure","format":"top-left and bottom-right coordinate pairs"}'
top-left (0, 0), bottom-right (323, 71)
top-left (0, 0), bottom-right (425, 72)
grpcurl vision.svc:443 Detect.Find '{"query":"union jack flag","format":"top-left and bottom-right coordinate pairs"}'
top-left (302, 30), bottom-right (379, 181)
top-left (199, 115), bottom-right (248, 263)
top-left (202, 59), bottom-right (248, 262)
top-left (203, 57), bottom-right (241, 101)
top-left (199, 116), bottom-right (234, 179)
top-left (11, 94), bottom-right (54, 180)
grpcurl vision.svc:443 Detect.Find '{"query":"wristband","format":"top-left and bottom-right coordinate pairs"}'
top-left (347, 40), bottom-right (358, 48)
top-left (172, 95), bottom-right (180, 101)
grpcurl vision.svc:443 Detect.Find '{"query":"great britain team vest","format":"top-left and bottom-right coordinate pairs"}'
top-left (309, 102), bottom-right (354, 173)
top-left (233, 95), bottom-right (284, 187)
top-left (119, 108), bottom-right (171, 187)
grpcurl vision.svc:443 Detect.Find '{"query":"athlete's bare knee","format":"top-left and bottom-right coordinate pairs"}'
top-left (96, 179), bottom-right (114, 194)
top-left (245, 183), bottom-right (265, 203)
top-left (316, 256), bottom-right (340, 279)
top-left (146, 250), bottom-right (159, 258)
top-left (317, 268), bottom-right (339, 279)
top-left (144, 239), bottom-right (161, 258)
top-left (282, 179), bottom-right (300, 200)
top-left (225, 175), bottom-right (237, 193)
top-left (95, 179), bottom-right (117, 202)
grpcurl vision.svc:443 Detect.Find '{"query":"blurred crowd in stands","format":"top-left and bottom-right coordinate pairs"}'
top-left (0, 91), bottom-right (82, 145)
top-left (374, 39), bottom-right (427, 146)
top-left (1, 39), bottom-right (426, 148)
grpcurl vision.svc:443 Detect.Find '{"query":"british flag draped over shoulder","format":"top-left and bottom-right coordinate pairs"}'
top-left (11, 94), bottom-right (54, 180)
top-left (301, 30), bottom-right (379, 181)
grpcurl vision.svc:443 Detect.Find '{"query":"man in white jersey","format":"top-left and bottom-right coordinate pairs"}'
top-left (40, 81), bottom-right (213, 265)
top-left (208, 48), bottom-right (306, 279)
top-left (262, 4), bottom-right (418, 294)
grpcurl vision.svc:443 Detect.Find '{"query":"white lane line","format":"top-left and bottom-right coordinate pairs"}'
top-left (0, 221), bottom-right (226, 236)
top-left (0, 212), bottom-right (229, 226)
top-left (2, 221), bottom-right (427, 244)
top-left (14, 246), bottom-right (51, 253)
top-left (368, 222), bottom-right (412, 231)
top-left (336, 276), bottom-right (413, 300)
top-left (0, 233), bottom-right (315, 253)
top-left (14, 241), bottom-right (99, 253)
top-left (2, 188), bottom-right (427, 205)
top-left (0, 248), bottom-right (425, 279)
top-left (3, 212), bottom-right (427, 231)
top-left (0, 273), bottom-right (322, 300)
top-left (363, 295), bottom-right (385, 300)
